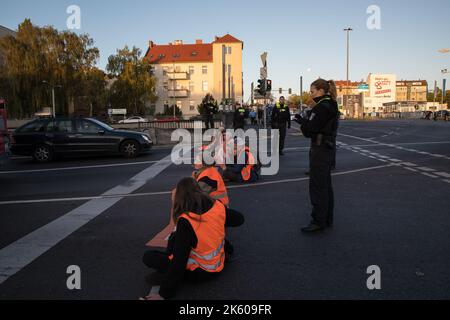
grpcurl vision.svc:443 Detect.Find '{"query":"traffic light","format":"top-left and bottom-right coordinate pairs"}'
top-left (265, 79), bottom-right (272, 92)
top-left (257, 79), bottom-right (266, 96)
top-left (279, 88), bottom-right (282, 94)
top-left (288, 88), bottom-right (292, 95)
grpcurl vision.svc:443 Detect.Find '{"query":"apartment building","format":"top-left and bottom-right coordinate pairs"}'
top-left (145, 34), bottom-right (243, 118)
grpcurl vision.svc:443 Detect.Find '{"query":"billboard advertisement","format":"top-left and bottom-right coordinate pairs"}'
top-left (369, 74), bottom-right (396, 100)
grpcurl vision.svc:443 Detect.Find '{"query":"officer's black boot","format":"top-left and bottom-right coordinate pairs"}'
top-left (301, 222), bottom-right (325, 233)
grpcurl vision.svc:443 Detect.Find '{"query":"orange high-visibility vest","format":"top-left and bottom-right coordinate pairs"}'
top-left (172, 201), bottom-right (226, 273)
top-left (238, 147), bottom-right (255, 181)
top-left (197, 167), bottom-right (229, 206)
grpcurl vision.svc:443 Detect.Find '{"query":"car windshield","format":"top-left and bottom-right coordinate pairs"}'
top-left (88, 118), bottom-right (114, 131)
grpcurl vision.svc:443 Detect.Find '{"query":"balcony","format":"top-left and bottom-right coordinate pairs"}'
top-left (168, 89), bottom-right (189, 98)
top-left (166, 71), bottom-right (189, 80)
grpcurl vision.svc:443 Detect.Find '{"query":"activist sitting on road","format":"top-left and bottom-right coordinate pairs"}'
top-left (222, 139), bottom-right (260, 183)
top-left (142, 177), bottom-right (244, 300)
top-left (192, 148), bottom-right (230, 207)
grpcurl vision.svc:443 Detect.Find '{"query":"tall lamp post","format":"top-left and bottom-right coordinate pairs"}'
top-left (42, 81), bottom-right (62, 117)
top-left (441, 69), bottom-right (449, 105)
top-left (343, 27), bottom-right (353, 94)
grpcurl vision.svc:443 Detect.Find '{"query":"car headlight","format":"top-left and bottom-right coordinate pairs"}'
top-left (141, 135), bottom-right (151, 142)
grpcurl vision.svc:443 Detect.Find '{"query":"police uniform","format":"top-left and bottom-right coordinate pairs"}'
top-left (233, 107), bottom-right (248, 130)
top-left (271, 102), bottom-right (291, 154)
top-left (300, 95), bottom-right (339, 231)
top-left (204, 103), bottom-right (217, 129)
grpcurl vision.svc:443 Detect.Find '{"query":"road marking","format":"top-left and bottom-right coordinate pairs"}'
top-left (339, 133), bottom-right (450, 160)
top-left (0, 160), bottom-right (162, 175)
top-left (0, 151), bottom-right (187, 285)
top-left (416, 167), bottom-right (436, 172)
top-left (434, 172), bottom-right (450, 178)
top-left (421, 172), bottom-right (438, 179)
top-left (404, 167), bottom-right (418, 172)
top-left (0, 164), bottom-right (395, 206)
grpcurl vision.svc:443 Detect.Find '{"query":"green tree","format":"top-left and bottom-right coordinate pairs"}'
top-left (106, 46), bottom-right (157, 115)
top-left (0, 19), bottom-right (100, 118)
top-left (288, 92), bottom-right (311, 108)
top-left (197, 93), bottom-right (218, 115)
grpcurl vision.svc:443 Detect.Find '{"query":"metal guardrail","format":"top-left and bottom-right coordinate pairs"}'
top-left (112, 119), bottom-right (223, 130)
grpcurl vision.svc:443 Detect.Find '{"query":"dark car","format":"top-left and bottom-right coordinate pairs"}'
top-left (11, 117), bottom-right (153, 162)
top-left (0, 109), bottom-right (10, 166)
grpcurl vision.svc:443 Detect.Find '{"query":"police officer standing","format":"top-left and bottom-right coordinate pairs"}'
top-left (203, 96), bottom-right (218, 130)
top-left (295, 79), bottom-right (339, 233)
top-left (271, 96), bottom-right (291, 155)
top-left (233, 103), bottom-right (248, 130)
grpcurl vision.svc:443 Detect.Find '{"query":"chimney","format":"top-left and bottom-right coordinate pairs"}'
top-left (174, 40), bottom-right (183, 45)
top-left (148, 41), bottom-right (154, 48)
top-left (196, 39), bottom-right (203, 44)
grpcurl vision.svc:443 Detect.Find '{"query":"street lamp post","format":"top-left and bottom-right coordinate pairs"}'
top-left (343, 27), bottom-right (353, 94)
top-left (42, 81), bottom-right (62, 117)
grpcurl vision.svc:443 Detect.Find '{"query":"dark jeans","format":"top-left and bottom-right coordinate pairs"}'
top-left (309, 146), bottom-right (334, 227)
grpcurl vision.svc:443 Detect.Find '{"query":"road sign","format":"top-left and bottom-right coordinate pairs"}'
top-left (260, 67), bottom-right (267, 79)
top-left (108, 109), bottom-right (127, 116)
top-left (260, 52), bottom-right (267, 67)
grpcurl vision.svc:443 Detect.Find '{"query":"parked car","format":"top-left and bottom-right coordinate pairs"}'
top-left (433, 110), bottom-right (449, 121)
top-left (11, 117), bottom-right (153, 162)
top-left (118, 116), bottom-right (149, 124)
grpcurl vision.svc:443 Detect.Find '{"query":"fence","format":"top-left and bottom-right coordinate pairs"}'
top-left (112, 119), bottom-right (223, 131)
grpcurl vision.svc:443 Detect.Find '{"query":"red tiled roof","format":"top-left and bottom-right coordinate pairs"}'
top-left (146, 43), bottom-right (213, 64)
top-left (213, 34), bottom-right (242, 43)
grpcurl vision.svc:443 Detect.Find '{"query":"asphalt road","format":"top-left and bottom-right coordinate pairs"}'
top-left (0, 119), bottom-right (449, 300)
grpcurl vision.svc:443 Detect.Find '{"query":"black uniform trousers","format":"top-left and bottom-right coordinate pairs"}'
top-left (309, 145), bottom-right (334, 227)
top-left (204, 115), bottom-right (214, 130)
top-left (273, 123), bottom-right (287, 152)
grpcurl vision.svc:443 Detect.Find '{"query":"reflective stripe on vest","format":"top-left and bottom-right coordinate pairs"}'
top-left (179, 201), bottom-right (226, 273)
top-left (197, 167), bottom-right (229, 205)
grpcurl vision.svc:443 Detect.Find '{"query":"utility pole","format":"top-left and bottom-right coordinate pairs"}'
top-left (251, 82), bottom-right (254, 105)
top-left (222, 45), bottom-right (226, 105)
top-left (343, 27), bottom-right (353, 93)
top-left (300, 76), bottom-right (303, 107)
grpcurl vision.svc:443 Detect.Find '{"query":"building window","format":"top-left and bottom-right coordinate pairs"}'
top-left (228, 46), bottom-right (232, 54)
top-left (176, 101), bottom-right (182, 109)
top-left (190, 101), bottom-right (195, 111)
top-left (163, 81), bottom-right (168, 90)
top-left (189, 81), bottom-right (194, 92)
top-left (202, 81), bottom-right (208, 92)
top-left (202, 65), bottom-right (208, 75)
top-left (189, 66), bottom-right (194, 75)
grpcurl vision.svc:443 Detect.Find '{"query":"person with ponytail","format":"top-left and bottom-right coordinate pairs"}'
top-left (295, 78), bottom-right (339, 233)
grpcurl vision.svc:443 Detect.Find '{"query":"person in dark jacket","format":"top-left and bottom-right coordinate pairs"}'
top-left (142, 177), bottom-right (244, 300)
top-left (203, 97), bottom-right (218, 130)
top-left (271, 96), bottom-right (291, 155)
top-left (295, 79), bottom-right (339, 233)
top-left (233, 104), bottom-right (248, 130)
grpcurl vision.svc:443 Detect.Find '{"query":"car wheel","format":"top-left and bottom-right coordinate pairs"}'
top-left (121, 140), bottom-right (140, 158)
top-left (33, 144), bottom-right (53, 163)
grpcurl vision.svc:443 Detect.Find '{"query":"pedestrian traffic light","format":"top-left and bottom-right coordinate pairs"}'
top-left (288, 88), bottom-right (292, 95)
top-left (279, 88), bottom-right (282, 94)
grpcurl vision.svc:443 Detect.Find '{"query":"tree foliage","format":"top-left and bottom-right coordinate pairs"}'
top-left (0, 19), bottom-right (102, 118)
top-left (106, 46), bottom-right (157, 116)
top-left (197, 93), bottom-right (218, 115)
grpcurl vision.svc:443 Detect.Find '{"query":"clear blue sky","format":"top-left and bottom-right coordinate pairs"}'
top-left (2, 0), bottom-right (450, 100)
